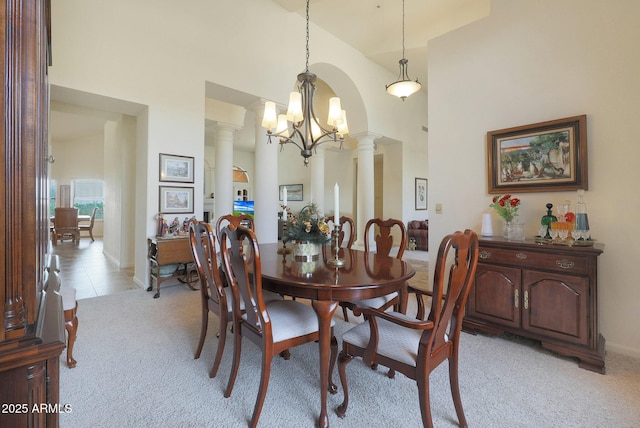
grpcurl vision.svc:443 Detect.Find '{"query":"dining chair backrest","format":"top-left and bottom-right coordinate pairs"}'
top-left (219, 224), bottom-right (266, 337)
top-left (88, 207), bottom-right (98, 227)
top-left (428, 229), bottom-right (479, 350)
top-left (54, 207), bottom-right (79, 229)
top-left (364, 218), bottom-right (407, 259)
top-left (216, 214), bottom-right (254, 237)
top-left (330, 216), bottom-right (355, 249)
top-left (188, 219), bottom-right (233, 377)
top-left (189, 220), bottom-right (226, 308)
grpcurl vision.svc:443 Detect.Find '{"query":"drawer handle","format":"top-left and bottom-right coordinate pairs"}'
top-left (514, 289), bottom-right (519, 309)
top-left (479, 250), bottom-right (491, 260)
top-left (516, 252), bottom-right (527, 260)
top-left (556, 259), bottom-right (575, 269)
top-left (524, 290), bottom-right (529, 310)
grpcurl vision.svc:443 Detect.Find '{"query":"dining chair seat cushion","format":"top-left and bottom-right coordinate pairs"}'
top-left (58, 286), bottom-right (77, 311)
top-left (342, 311), bottom-right (425, 367)
top-left (241, 300), bottom-right (335, 343)
top-left (354, 291), bottom-right (398, 311)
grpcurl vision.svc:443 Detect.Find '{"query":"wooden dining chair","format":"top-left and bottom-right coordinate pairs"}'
top-left (52, 207), bottom-right (80, 246)
top-left (188, 220), bottom-right (234, 378)
top-left (340, 218), bottom-right (407, 321)
top-left (215, 213), bottom-right (254, 240)
top-left (329, 215), bottom-right (356, 249)
top-left (336, 230), bottom-right (479, 428)
top-left (219, 224), bottom-right (338, 428)
top-left (78, 207), bottom-right (98, 242)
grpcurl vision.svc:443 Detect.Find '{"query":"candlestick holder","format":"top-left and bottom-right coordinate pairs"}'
top-left (327, 224), bottom-right (345, 267)
top-left (277, 209), bottom-right (292, 254)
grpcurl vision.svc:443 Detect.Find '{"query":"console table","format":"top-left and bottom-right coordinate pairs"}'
top-left (147, 237), bottom-right (198, 298)
top-left (463, 236), bottom-right (605, 373)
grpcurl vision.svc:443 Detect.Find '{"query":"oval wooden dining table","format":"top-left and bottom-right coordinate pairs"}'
top-left (258, 243), bottom-right (416, 428)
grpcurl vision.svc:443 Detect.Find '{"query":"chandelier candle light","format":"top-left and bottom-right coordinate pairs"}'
top-left (261, 0), bottom-right (349, 166)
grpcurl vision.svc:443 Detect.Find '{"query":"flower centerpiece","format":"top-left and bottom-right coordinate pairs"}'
top-left (286, 203), bottom-right (331, 260)
top-left (490, 194), bottom-right (522, 238)
top-left (490, 194), bottom-right (521, 222)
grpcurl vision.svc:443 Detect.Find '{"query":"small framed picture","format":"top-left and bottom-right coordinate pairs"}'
top-left (415, 178), bottom-right (427, 210)
top-left (159, 186), bottom-right (194, 214)
top-left (159, 153), bottom-right (194, 183)
top-left (279, 184), bottom-right (303, 201)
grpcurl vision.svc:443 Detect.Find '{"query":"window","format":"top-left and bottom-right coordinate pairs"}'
top-left (49, 179), bottom-right (57, 217)
top-left (72, 179), bottom-right (104, 219)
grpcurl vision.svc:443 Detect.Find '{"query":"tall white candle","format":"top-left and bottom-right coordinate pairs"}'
top-left (283, 186), bottom-right (287, 207)
top-left (334, 183), bottom-right (340, 224)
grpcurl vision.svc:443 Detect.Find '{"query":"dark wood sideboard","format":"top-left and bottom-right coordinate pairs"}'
top-left (463, 237), bottom-right (605, 373)
top-left (147, 237), bottom-right (197, 298)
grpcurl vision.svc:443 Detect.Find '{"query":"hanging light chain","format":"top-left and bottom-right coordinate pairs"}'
top-left (305, 0), bottom-right (310, 72)
top-left (402, 0), bottom-right (406, 59)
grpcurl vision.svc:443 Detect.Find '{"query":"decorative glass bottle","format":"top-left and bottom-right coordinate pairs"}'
top-left (540, 203), bottom-right (557, 239)
top-left (575, 189), bottom-right (590, 239)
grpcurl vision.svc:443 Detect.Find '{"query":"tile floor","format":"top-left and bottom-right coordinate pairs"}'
top-left (49, 238), bottom-right (137, 300)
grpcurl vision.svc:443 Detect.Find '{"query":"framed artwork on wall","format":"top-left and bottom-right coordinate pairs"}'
top-left (159, 186), bottom-right (194, 214)
top-left (159, 153), bottom-right (194, 183)
top-left (415, 178), bottom-right (427, 210)
top-left (487, 115), bottom-right (588, 193)
top-left (279, 184), bottom-right (303, 201)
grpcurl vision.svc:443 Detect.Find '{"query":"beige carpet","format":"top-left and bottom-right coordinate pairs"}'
top-left (59, 278), bottom-right (640, 427)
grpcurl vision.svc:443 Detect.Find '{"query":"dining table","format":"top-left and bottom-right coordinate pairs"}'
top-left (50, 214), bottom-right (92, 225)
top-left (258, 243), bottom-right (416, 428)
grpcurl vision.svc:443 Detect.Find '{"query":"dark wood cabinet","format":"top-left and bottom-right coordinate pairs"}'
top-left (463, 237), bottom-right (605, 373)
top-left (1, 1), bottom-right (65, 426)
top-left (147, 237), bottom-right (197, 298)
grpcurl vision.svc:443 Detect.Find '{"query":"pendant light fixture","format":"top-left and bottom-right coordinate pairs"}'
top-left (261, 0), bottom-right (348, 166)
top-left (385, 0), bottom-right (421, 100)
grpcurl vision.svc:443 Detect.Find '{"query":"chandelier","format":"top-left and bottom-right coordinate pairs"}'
top-left (261, 0), bottom-right (348, 166)
top-left (385, 0), bottom-right (421, 100)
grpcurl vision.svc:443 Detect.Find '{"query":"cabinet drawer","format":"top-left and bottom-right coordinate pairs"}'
top-left (478, 247), bottom-right (588, 275)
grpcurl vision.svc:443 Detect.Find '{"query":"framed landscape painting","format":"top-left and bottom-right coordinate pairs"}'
top-left (159, 186), bottom-right (194, 214)
top-left (159, 153), bottom-right (194, 183)
top-left (487, 115), bottom-right (588, 193)
top-left (279, 184), bottom-right (303, 201)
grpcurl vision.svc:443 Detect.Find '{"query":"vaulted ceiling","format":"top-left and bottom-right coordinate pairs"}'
top-left (50, 0), bottom-right (490, 143)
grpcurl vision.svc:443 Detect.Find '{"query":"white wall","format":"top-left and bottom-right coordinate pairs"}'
top-left (428, 0), bottom-right (640, 357)
top-left (50, 0), bottom-right (428, 288)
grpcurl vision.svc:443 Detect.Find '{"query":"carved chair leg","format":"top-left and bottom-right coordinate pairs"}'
top-left (224, 322), bottom-right (242, 398)
top-left (336, 351), bottom-right (354, 418)
top-left (417, 373), bottom-right (434, 428)
top-left (64, 304), bottom-right (78, 368)
top-left (449, 353), bottom-right (468, 428)
top-left (210, 318), bottom-right (228, 379)
top-left (328, 335), bottom-right (338, 394)
top-left (194, 303), bottom-right (208, 360)
top-left (250, 352), bottom-right (272, 428)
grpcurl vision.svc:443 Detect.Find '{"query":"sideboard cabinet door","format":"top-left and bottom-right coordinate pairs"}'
top-left (468, 264), bottom-right (521, 330)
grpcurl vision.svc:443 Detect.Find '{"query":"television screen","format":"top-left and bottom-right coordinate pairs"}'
top-left (233, 200), bottom-right (254, 218)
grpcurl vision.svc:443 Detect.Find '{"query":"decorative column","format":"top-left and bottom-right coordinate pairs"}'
top-left (214, 123), bottom-right (240, 222)
top-left (354, 133), bottom-right (377, 248)
top-left (252, 101), bottom-right (279, 243)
